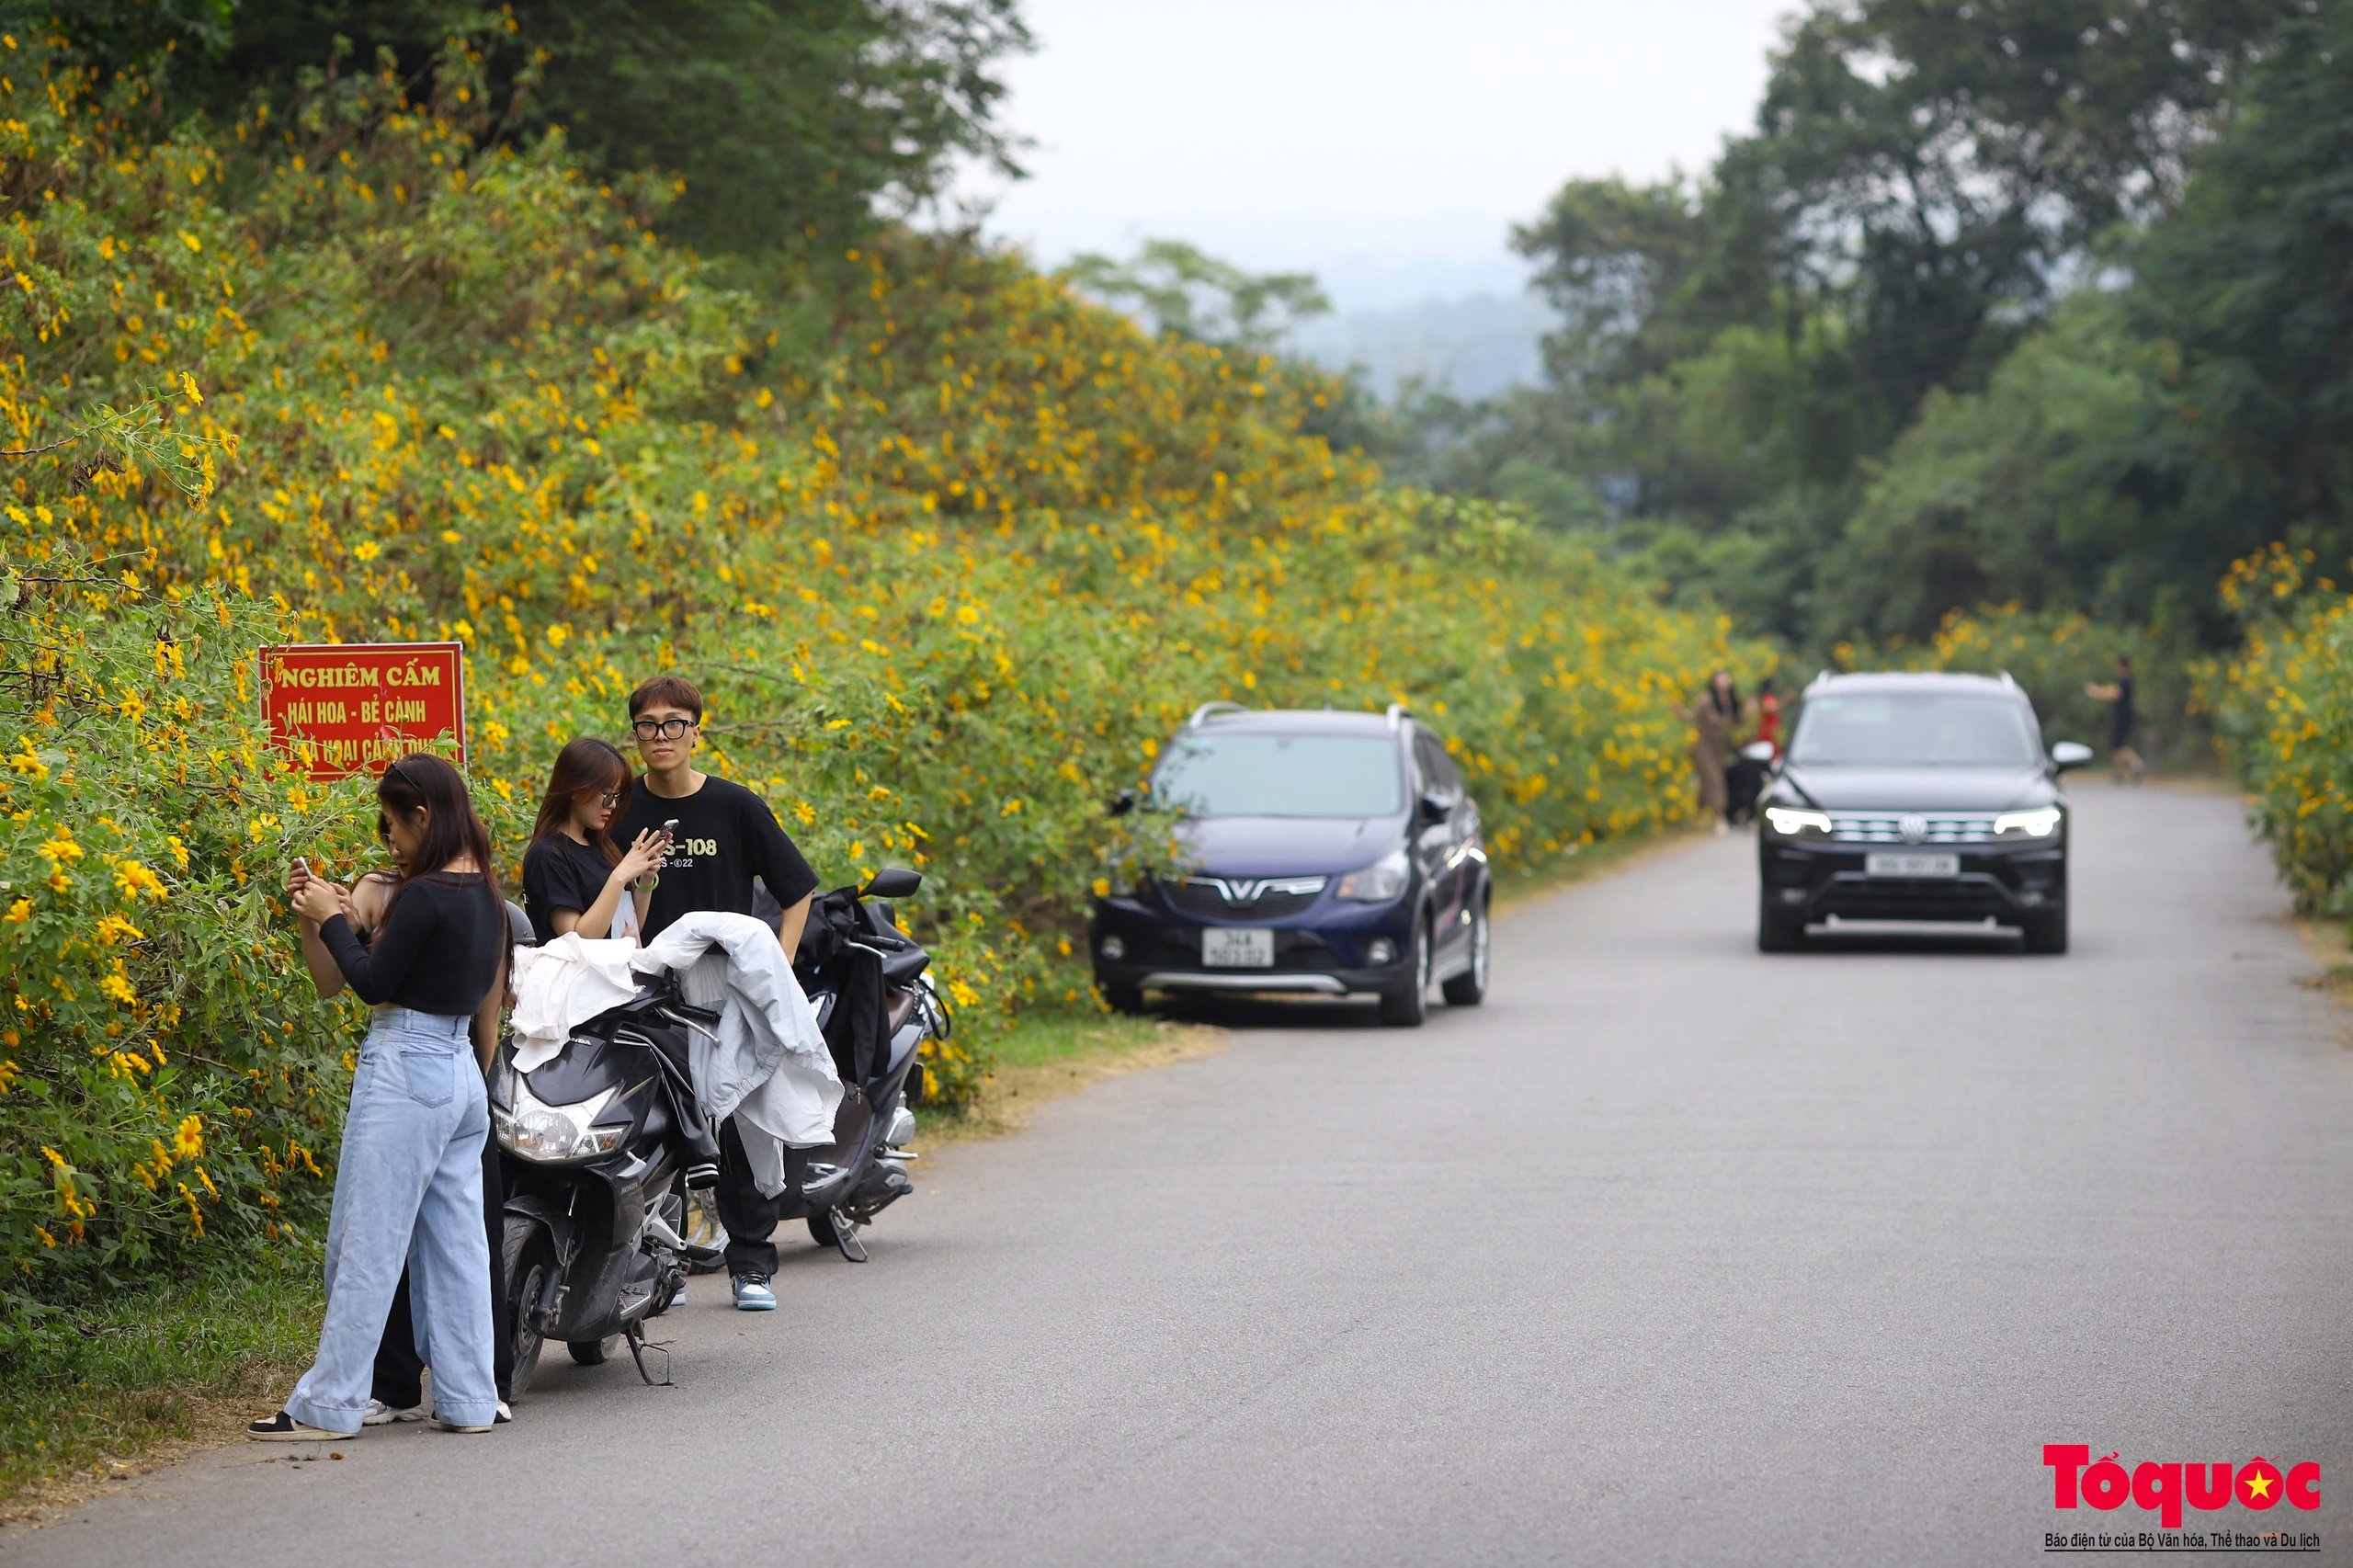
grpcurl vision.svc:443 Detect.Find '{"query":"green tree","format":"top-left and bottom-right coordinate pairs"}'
top-left (2125, 0), bottom-right (2353, 598)
top-left (20, 0), bottom-right (1032, 258)
top-left (1062, 240), bottom-right (1332, 356)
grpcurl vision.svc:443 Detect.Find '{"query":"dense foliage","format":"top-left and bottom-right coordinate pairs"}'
top-left (1836, 606), bottom-right (2199, 769)
top-left (0, 39), bottom-right (1763, 1301)
top-left (2207, 548), bottom-right (2353, 916)
top-left (10, 0), bottom-right (1031, 257)
top-left (1404, 0), bottom-right (2336, 706)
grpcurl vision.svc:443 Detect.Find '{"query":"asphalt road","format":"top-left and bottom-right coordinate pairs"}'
top-left (10, 784), bottom-right (2353, 1566)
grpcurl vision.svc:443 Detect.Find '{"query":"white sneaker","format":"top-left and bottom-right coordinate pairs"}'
top-left (362, 1399), bottom-right (425, 1426)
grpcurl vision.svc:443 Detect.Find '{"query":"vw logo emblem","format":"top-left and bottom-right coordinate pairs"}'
top-left (1898, 813), bottom-right (1928, 844)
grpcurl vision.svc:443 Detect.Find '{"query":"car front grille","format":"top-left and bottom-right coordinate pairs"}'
top-left (1827, 812), bottom-right (1997, 845)
top-left (1164, 875), bottom-right (1328, 920)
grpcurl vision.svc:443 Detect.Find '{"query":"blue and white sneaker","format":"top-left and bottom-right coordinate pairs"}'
top-left (731, 1273), bottom-right (777, 1312)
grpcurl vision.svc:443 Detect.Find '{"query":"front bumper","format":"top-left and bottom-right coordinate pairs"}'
top-left (1088, 887), bottom-right (1418, 997)
top-left (1759, 836), bottom-right (2066, 924)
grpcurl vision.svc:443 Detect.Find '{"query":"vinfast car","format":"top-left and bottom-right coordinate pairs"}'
top-left (1754, 671), bottom-right (2093, 953)
top-left (1089, 704), bottom-right (1489, 1027)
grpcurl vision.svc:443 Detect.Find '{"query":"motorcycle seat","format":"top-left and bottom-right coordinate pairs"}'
top-left (885, 989), bottom-right (919, 1035)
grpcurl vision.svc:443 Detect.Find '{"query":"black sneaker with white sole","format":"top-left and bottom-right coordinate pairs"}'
top-left (247, 1411), bottom-right (357, 1441)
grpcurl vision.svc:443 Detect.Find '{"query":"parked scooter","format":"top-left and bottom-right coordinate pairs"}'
top-left (781, 866), bottom-right (947, 1262)
top-left (489, 965), bottom-right (722, 1393)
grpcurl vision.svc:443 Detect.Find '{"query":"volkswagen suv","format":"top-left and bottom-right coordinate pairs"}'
top-left (1754, 672), bottom-right (2092, 953)
top-left (1089, 703), bottom-right (1490, 1027)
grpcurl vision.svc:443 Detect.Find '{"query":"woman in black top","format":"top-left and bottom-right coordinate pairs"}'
top-left (252, 755), bottom-right (509, 1441)
top-left (520, 737), bottom-right (667, 946)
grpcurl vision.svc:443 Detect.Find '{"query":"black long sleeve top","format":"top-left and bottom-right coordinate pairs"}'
top-left (321, 872), bottom-right (504, 1016)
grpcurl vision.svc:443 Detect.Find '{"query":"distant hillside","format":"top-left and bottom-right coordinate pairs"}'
top-left (1287, 291), bottom-right (1556, 400)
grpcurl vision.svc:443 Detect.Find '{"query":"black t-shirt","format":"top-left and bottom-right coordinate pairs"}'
top-left (615, 774), bottom-right (818, 942)
top-left (322, 873), bottom-right (503, 1016)
top-left (522, 834), bottom-right (626, 946)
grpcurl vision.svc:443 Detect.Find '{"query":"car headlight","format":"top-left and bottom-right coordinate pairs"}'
top-left (1763, 806), bottom-right (1833, 838)
top-left (1336, 847), bottom-right (1410, 903)
top-left (1993, 807), bottom-right (2063, 838)
top-left (494, 1078), bottom-right (626, 1164)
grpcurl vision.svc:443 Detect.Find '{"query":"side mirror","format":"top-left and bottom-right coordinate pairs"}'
top-left (1107, 788), bottom-right (1139, 818)
top-left (2050, 741), bottom-right (2094, 772)
top-left (1416, 790), bottom-right (1451, 825)
top-left (862, 866), bottom-right (923, 900)
top-left (1739, 740), bottom-right (1777, 766)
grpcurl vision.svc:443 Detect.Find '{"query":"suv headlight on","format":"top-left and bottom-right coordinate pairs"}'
top-left (495, 1078), bottom-right (626, 1164)
top-left (1763, 806), bottom-right (1834, 839)
top-left (1336, 847), bottom-right (1411, 903)
top-left (1993, 806), bottom-right (2063, 838)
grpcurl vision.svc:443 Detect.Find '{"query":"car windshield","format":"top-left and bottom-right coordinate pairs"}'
top-left (1153, 732), bottom-right (1403, 818)
top-left (1788, 692), bottom-right (2041, 767)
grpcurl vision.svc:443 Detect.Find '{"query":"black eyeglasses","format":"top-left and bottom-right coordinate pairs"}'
top-left (599, 790), bottom-right (623, 807)
top-left (631, 718), bottom-right (696, 741)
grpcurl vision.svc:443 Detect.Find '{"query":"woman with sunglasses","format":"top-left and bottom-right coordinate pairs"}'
top-left (520, 736), bottom-right (669, 947)
top-left (259, 753), bottom-right (508, 1440)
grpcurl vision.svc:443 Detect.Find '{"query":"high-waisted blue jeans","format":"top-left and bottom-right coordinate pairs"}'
top-left (285, 1007), bottom-right (498, 1432)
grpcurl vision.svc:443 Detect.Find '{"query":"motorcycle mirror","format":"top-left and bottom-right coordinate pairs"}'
top-left (1416, 790), bottom-right (1450, 825)
top-left (1107, 788), bottom-right (1139, 817)
top-left (1739, 740), bottom-right (1777, 765)
top-left (862, 866), bottom-right (923, 900)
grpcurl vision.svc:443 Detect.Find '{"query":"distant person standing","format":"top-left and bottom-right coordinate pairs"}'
top-left (2085, 655), bottom-right (2144, 783)
top-left (1750, 676), bottom-right (1782, 761)
top-left (1684, 669), bottom-right (1739, 836)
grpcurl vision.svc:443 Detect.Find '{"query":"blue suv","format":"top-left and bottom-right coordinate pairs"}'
top-left (1089, 703), bottom-right (1490, 1027)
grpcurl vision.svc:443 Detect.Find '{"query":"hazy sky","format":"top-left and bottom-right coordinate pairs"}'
top-left (968, 0), bottom-right (1799, 310)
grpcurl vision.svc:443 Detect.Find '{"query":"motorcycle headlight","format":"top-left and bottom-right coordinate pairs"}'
top-left (1763, 806), bottom-right (1833, 838)
top-left (1993, 806), bottom-right (2063, 838)
top-left (1336, 847), bottom-right (1411, 903)
top-left (494, 1078), bottom-right (626, 1164)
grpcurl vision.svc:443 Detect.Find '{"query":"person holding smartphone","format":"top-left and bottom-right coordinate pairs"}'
top-left (612, 675), bottom-right (818, 1312)
top-left (289, 856), bottom-right (522, 1427)
top-left (256, 753), bottom-right (506, 1440)
top-left (521, 737), bottom-right (668, 946)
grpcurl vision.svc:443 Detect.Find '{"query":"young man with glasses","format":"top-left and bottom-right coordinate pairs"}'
top-left (613, 675), bottom-right (819, 1312)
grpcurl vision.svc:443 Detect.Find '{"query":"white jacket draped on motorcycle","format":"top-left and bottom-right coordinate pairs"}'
top-left (508, 914), bottom-right (842, 1198)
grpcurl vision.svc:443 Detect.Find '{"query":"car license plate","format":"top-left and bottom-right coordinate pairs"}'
top-left (1866, 851), bottom-right (1960, 878)
top-left (1201, 927), bottom-right (1274, 968)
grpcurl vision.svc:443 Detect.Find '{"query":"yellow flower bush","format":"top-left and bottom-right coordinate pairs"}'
top-left (0, 40), bottom-right (1760, 1293)
top-left (2207, 545), bottom-right (2353, 915)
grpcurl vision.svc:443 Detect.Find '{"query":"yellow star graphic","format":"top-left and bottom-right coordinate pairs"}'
top-left (2245, 1471), bottom-right (2276, 1502)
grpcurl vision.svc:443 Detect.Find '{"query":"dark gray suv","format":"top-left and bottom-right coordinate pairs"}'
top-left (1754, 672), bottom-right (2093, 953)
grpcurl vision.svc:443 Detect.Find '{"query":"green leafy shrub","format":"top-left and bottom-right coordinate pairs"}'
top-left (2206, 545), bottom-right (2353, 915)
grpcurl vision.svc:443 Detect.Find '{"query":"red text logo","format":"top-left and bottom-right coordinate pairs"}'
top-left (2044, 1446), bottom-right (2321, 1529)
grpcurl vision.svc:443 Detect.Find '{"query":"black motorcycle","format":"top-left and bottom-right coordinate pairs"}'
top-left (490, 965), bottom-right (722, 1393)
top-left (777, 866), bottom-right (945, 1262)
top-left (494, 869), bottom-right (945, 1391)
